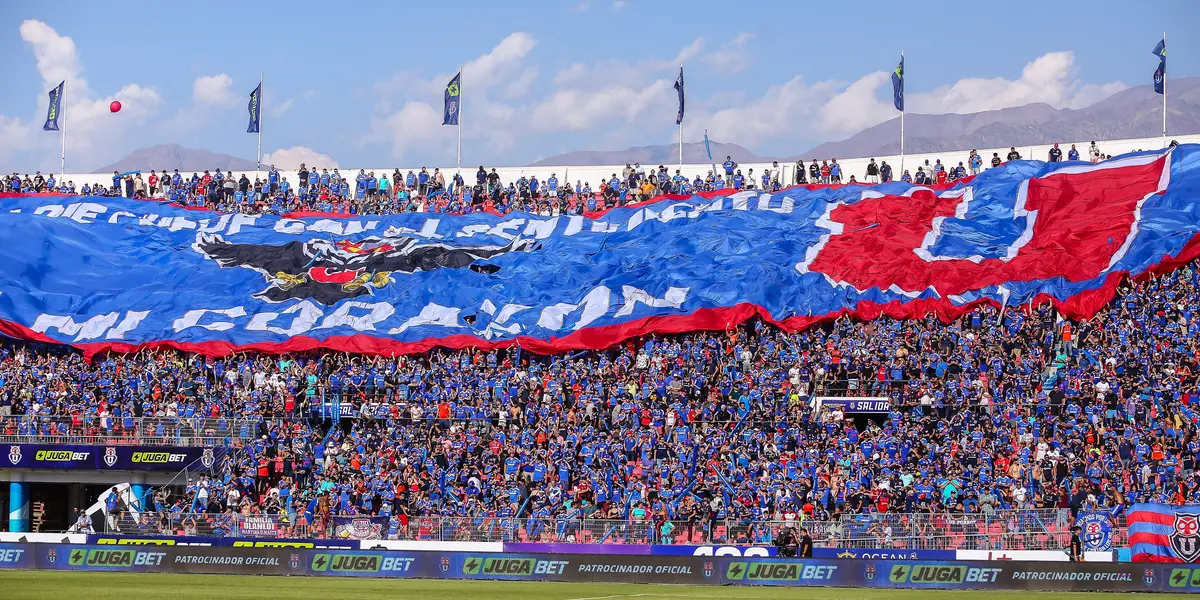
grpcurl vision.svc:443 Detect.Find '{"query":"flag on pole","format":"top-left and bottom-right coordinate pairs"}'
top-left (443, 72), bottom-right (461, 126)
top-left (891, 57), bottom-right (904, 111)
top-left (674, 66), bottom-right (685, 125)
top-left (43, 81), bottom-right (64, 131)
top-left (246, 83), bottom-right (262, 134)
top-left (704, 129), bottom-right (712, 160)
top-left (1152, 38), bottom-right (1166, 95)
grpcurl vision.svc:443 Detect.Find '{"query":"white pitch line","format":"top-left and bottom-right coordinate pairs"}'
top-left (564, 595), bottom-right (648, 600)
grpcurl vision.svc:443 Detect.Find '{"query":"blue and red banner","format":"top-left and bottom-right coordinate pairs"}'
top-left (1130, 503), bottom-right (1200, 563)
top-left (0, 146), bottom-right (1198, 358)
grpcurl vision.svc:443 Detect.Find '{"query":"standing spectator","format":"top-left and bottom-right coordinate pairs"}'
top-left (865, 159), bottom-right (879, 183)
top-left (969, 150), bottom-right (982, 175)
top-left (1007, 147), bottom-right (1021, 161)
top-left (1068, 144), bottom-right (1080, 161)
top-left (991, 153), bottom-right (1002, 168)
top-left (1089, 142), bottom-right (1101, 163)
top-left (1049, 143), bottom-right (1063, 162)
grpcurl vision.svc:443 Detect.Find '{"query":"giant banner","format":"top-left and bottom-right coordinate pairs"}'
top-left (4, 444), bottom-right (223, 471)
top-left (1, 147), bottom-right (1198, 357)
top-left (1130, 503), bottom-right (1200, 563)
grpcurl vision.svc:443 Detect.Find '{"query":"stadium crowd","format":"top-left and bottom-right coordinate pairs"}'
top-left (2, 142), bottom-right (1113, 219)
top-left (6, 137), bottom-right (1193, 544)
top-left (5, 255), bottom-right (1200, 541)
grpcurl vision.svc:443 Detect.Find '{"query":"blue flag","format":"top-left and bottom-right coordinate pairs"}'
top-left (891, 57), bottom-right (904, 111)
top-left (704, 129), bottom-right (712, 160)
top-left (43, 81), bottom-right (64, 132)
top-left (1152, 38), bottom-right (1166, 95)
top-left (674, 66), bottom-right (685, 125)
top-left (246, 83), bottom-right (261, 134)
top-left (443, 72), bottom-right (461, 126)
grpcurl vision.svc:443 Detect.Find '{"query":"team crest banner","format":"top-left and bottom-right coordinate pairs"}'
top-left (1130, 503), bottom-right (1200, 563)
top-left (0, 146), bottom-right (1198, 357)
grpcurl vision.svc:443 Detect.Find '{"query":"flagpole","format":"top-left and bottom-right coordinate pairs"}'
top-left (257, 71), bottom-right (263, 172)
top-left (458, 65), bottom-right (463, 178)
top-left (1162, 32), bottom-right (1167, 149)
top-left (60, 82), bottom-right (66, 178)
top-left (899, 49), bottom-right (905, 177)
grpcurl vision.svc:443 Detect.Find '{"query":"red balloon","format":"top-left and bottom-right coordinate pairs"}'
top-left (109, 101), bottom-right (121, 113)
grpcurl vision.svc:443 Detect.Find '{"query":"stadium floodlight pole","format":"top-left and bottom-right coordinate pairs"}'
top-left (257, 71), bottom-right (263, 173)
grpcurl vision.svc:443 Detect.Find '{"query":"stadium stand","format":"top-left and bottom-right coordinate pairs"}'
top-left (2, 137), bottom-right (1198, 550)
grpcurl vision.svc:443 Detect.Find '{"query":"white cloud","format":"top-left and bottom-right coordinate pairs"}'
top-left (613, 0), bottom-right (627, 9)
top-left (816, 71), bottom-right (893, 135)
top-left (503, 68), bottom-right (538, 99)
top-left (269, 97), bottom-right (295, 118)
top-left (5, 20), bottom-right (163, 171)
top-left (367, 36), bottom-right (1127, 167)
top-left (702, 33), bottom-right (753, 74)
top-left (193, 73), bottom-right (236, 107)
top-left (530, 81), bottom-right (671, 132)
top-left (574, 0), bottom-right (591, 11)
top-left (911, 51), bottom-right (1126, 114)
top-left (673, 38), bottom-right (706, 65)
top-left (262, 146), bottom-right (339, 170)
top-left (695, 50), bottom-right (1126, 149)
top-left (370, 33), bottom-right (538, 161)
top-left (462, 32), bottom-right (536, 90)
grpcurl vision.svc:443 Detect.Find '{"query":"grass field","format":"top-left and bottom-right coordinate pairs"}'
top-left (0, 571), bottom-right (1195, 600)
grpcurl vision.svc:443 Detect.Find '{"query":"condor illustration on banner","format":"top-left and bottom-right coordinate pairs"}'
top-left (0, 147), bottom-right (1196, 357)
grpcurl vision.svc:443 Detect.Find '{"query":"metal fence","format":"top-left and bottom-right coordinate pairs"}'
top-left (0, 415), bottom-right (260, 446)
top-left (89, 509), bottom-right (1115, 552)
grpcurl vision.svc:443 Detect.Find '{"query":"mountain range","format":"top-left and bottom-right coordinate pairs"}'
top-left (529, 140), bottom-right (767, 167)
top-left (530, 77), bottom-right (1200, 165)
top-left (801, 77), bottom-right (1200, 159)
top-left (94, 144), bottom-right (257, 174)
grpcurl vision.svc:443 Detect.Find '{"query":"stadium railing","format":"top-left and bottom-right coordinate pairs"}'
top-left (91, 508), bottom-right (1112, 552)
top-left (0, 415), bottom-right (259, 446)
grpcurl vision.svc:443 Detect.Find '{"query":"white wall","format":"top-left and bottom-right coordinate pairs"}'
top-left (41, 133), bottom-right (1200, 194)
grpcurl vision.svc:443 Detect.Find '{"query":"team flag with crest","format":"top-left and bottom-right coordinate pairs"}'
top-left (246, 83), bottom-right (262, 134)
top-left (674, 66), bottom-right (685, 125)
top-left (444, 72), bottom-right (461, 126)
top-left (43, 81), bottom-right (64, 131)
top-left (1129, 503), bottom-right (1200, 562)
top-left (891, 57), bottom-right (904, 111)
top-left (1152, 38), bottom-right (1166, 95)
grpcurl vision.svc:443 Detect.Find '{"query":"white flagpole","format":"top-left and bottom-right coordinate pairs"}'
top-left (899, 49), bottom-right (905, 177)
top-left (60, 82), bottom-right (66, 178)
top-left (259, 72), bottom-right (266, 174)
top-left (1162, 32), bottom-right (1167, 149)
top-left (458, 66), bottom-right (463, 179)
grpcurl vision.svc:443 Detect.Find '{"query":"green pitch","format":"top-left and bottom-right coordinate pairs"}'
top-left (0, 571), bottom-right (1193, 599)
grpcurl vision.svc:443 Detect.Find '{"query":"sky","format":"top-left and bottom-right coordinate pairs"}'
top-left (0, 0), bottom-right (1196, 172)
